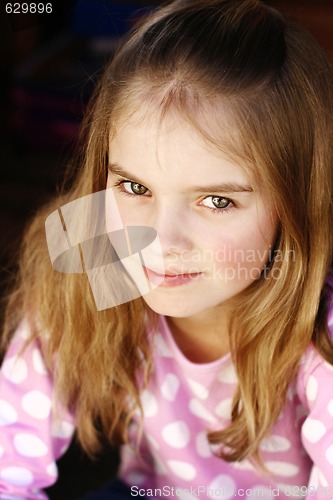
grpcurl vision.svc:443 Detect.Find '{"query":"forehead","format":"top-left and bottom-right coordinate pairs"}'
top-left (108, 107), bottom-right (253, 188)
top-left (110, 83), bottom-right (243, 157)
top-left (107, 69), bottom-right (279, 188)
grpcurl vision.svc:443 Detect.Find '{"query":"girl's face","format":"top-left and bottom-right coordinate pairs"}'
top-left (106, 110), bottom-right (278, 320)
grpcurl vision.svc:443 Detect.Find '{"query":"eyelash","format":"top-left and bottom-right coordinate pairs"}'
top-left (206, 204), bottom-right (234, 215)
top-left (113, 179), bottom-right (236, 215)
top-left (114, 180), bottom-right (151, 198)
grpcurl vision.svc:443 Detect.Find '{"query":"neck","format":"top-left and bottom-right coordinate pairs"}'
top-left (166, 308), bottom-right (231, 364)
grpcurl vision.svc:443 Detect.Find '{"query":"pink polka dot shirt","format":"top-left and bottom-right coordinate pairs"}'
top-left (1, 311), bottom-right (333, 499)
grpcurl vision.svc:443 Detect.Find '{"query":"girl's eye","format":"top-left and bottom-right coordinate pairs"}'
top-left (123, 181), bottom-right (149, 195)
top-left (201, 196), bottom-right (232, 210)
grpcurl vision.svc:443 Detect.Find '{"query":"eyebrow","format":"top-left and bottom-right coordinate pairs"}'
top-left (108, 162), bottom-right (253, 194)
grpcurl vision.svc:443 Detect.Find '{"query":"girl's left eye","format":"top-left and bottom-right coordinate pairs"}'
top-left (201, 196), bottom-right (233, 210)
top-left (122, 181), bottom-right (149, 195)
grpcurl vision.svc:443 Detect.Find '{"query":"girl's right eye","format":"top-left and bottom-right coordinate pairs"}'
top-left (116, 180), bottom-right (150, 196)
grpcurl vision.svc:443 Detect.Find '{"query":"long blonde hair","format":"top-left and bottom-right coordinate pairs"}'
top-left (2, 0), bottom-right (333, 464)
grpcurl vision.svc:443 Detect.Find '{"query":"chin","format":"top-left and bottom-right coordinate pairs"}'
top-left (141, 294), bottom-right (214, 319)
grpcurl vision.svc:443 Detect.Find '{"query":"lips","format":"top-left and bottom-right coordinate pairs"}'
top-left (143, 266), bottom-right (202, 287)
top-left (144, 267), bottom-right (201, 277)
top-left (146, 268), bottom-right (201, 277)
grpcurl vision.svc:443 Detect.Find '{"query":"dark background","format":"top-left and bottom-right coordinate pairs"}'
top-left (0, 1), bottom-right (332, 498)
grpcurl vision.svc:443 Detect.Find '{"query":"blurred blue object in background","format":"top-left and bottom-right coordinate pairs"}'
top-left (71, 1), bottom-right (153, 37)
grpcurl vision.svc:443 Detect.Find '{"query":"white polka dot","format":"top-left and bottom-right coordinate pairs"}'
top-left (218, 365), bottom-right (237, 384)
top-left (0, 444), bottom-right (4, 458)
top-left (0, 467), bottom-right (33, 486)
top-left (167, 460), bottom-right (196, 481)
top-left (51, 419), bottom-right (75, 439)
top-left (2, 356), bottom-right (28, 384)
top-left (246, 486), bottom-right (272, 500)
top-left (155, 334), bottom-right (173, 357)
top-left (325, 444), bottom-right (333, 465)
top-left (32, 348), bottom-right (48, 375)
top-left (208, 475), bottom-right (236, 499)
top-left (162, 421), bottom-right (190, 448)
top-left (189, 399), bottom-right (216, 423)
top-left (196, 431), bottom-right (211, 458)
top-left (161, 373), bottom-right (180, 401)
top-left (14, 433), bottom-right (48, 457)
top-left (46, 462), bottom-right (57, 478)
top-left (327, 399), bottom-right (333, 417)
top-left (259, 435), bottom-right (291, 452)
top-left (0, 399), bottom-right (18, 426)
top-left (266, 461), bottom-right (299, 477)
top-left (141, 390), bottom-right (158, 417)
top-left (302, 418), bottom-right (326, 443)
top-left (215, 398), bottom-right (233, 420)
top-left (187, 378), bottom-right (209, 399)
top-left (22, 391), bottom-right (51, 420)
top-left (306, 375), bottom-right (318, 402)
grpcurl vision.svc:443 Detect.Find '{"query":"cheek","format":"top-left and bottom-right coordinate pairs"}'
top-left (105, 187), bottom-right (141, 230)
top-left (105, 188), bottom-right (126, 233)
top-left (210, 217), bottom-right (276, 272)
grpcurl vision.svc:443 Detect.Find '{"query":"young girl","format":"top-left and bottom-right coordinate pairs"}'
top-left (1, 0), bottom-right (333, 498)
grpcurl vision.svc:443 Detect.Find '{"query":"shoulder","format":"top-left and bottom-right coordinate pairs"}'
top-left (296, 276), bottom-right (333, 411)
top-left (296, 345), bottom-right (333, 411)
top-left (294, 280), bottom-right (333, 485)
top-left (0, 319), bottom-right (76, 496)
top-left (0, 318), bottom-right (52, 394)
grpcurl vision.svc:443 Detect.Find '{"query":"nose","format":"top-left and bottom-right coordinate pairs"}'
top-left (153, 202), bottom-right (194, 257)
